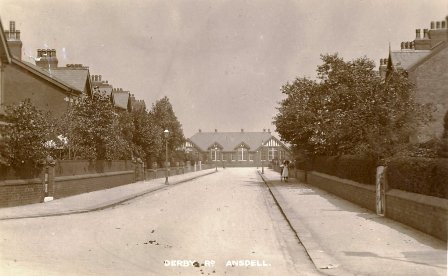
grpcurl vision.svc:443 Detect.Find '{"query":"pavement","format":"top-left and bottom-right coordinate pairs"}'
top-left (0, 169), bottom-right (216, 221)
top-left (259, 168), bottom-right (447, 276)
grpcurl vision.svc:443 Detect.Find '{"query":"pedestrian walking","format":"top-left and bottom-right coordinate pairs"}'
top-left (282, 160), bottom-right (289, 182)
top-left (280, 160), bottom-right (284, 181)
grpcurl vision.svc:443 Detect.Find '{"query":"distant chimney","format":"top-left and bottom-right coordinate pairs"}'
top-left (415, 29), bottom-right (421, 39)
top-left (36, 48), bottom-right (58, 69)
top-left (198, 129), bottom-right (202, 133)
top-left (215, 129), bottom-right (217, 133)
top-left (241, 129), bottom-right (244, 132)
top-left (5, 21), bottom-right (23, 60)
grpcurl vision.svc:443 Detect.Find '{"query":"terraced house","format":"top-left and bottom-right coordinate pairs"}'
top-left (184, 129), bottom-right (291, 167)
top-left (379, 15), bottom-right (448, 142)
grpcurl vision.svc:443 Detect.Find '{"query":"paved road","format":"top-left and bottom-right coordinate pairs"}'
top-left (0, 168), bottom-right (319, 276)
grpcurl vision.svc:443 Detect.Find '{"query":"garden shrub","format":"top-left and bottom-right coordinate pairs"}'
top-left (387, 157), bottom-right (448, 199)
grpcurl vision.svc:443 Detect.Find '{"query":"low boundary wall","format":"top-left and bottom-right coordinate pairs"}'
top-left (271, 165), bottom-right (447, 241)
top-left (0, 161), bottom-right (213, 208)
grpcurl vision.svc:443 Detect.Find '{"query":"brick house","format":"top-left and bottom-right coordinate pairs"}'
top-left (2, 21), bottom-right (87, 117)
top-left (379, 16), bottom-right (448, 142)
top-left (184, 129), bottom-right (291, 167)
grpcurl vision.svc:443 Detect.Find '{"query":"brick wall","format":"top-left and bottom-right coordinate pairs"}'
top-left (54, 171), bottom-right (134, 199)
top-left (307, 171), bottom-right (377, 211)
top-left (386, 189), bottom-right (447, 241)
top-left (283, 167), bottom-right (447, 240)
top-left (0, 179), bottom-right (44, 207)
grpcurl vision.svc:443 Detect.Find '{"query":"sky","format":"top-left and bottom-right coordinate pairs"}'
top-left (0, 0), bottom-right (447, 137)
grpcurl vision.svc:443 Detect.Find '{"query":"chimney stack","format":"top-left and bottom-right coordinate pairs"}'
top-left (35, 48), bottom-right (58, 69)
top-left (415, 29), bottom-right (421, 39)
top-left (5, 21), bottom-right (23, 60)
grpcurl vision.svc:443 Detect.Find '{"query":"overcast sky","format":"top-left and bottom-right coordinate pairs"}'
top-left (0, 0), bottom-right (446, 137)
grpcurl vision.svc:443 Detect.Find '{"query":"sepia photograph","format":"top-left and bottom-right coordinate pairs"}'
top-left (0, 0), bottom-right (447, 275)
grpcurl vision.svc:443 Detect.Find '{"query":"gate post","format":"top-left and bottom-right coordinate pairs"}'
top-left (44, 155), bottom-right (56, 202)
top-left (375, 166), bottom-right (386, 215)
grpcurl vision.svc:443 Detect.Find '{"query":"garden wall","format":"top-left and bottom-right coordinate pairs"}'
top-left (0, 161), bottom-right (211, 208)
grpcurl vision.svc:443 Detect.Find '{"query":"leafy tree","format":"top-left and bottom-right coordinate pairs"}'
top-left (130, 108), bottom-right (163, 163)
top-left (274, 54), bottom-right (432, 160)
top-left (149, 97), bottom-right (185, 164)
top-left (3, 99), bottom-right (50, 168)
top-left (59, 92), bottom-right (131, 160)
top-left (439, 110), bottom-right (448, 157)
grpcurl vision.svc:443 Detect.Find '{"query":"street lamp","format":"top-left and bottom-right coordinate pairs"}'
top-left (214, 145), bottom-right (218, 172)
top-left (164, 129), bottom-right (169, 185)
top-left (261, 140), bottom-right (264, 174)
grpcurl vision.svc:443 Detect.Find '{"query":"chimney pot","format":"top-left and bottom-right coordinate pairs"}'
top-left (423, 29), bottom-right (429, 38)
top-left (415, 29), bottom-right (421, 39)
top-left (430, 21), bottom-right (435, 29)
top-left (99, 75), bottom-right (102, 82)
top-left (410, 41), bottom-right (415, 49)
top-left (263, 129), bottom-right (266, 132)
top-left (9, 21), bottom-right (15, 32)
top-left (436, 21), bottom-right (441, 29)
top-left (442, 21), bottom-right (446, 29)
top-left (199, 129), bottom-right (202, 133)
top-left (215, 129), bottom-right (217, 133)
top-left (241, 129), bottom-right (244, 132)
top-left (400, 42), bottom-right (405, 49)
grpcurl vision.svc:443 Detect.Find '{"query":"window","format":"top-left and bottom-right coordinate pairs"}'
top-left (261, 149), bottom-right (267, 161)
top-left (268, 147), bottom-right (277, 161)
top-left (210, 148), bottom-right (218, 161)
top-left (238, 147), bottom-right (247, 161)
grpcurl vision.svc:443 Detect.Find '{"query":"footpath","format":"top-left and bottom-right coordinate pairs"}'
top-left (0, 169), bottom-right (215, 221)
top-left (259, 168), bottom-right (447, 276)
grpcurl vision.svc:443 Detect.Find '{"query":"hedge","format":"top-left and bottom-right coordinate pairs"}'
top-left (309, 155), bottom-right (377, 185)
top-left (387, 157), bottom-right (448, 199)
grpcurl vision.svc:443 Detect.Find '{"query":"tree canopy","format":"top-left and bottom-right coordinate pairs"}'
top-left (273, 54), bottom-right (432, 160)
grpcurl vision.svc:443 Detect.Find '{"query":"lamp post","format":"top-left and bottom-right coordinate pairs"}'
top-left (256, 150), bottom-right (259, 169)
top-left (214, 145), bottom-right (218, 172)
top-left (164, 129), bottom-right (169, 185)
top-left (261, 140), bottom-right (264, 174)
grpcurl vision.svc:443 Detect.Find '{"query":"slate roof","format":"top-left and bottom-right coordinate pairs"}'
top-left (15, 61), bottom-right (81, 94)
top-left (189, 131), bottom-right (275, 151)
top-left (51, 68), bottom-right (89, 92)
top-left (112, 91), bottom-right (129, 110)
top-left (389, 50), bottom-right (431, 70)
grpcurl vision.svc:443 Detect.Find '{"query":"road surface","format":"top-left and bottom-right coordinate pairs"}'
top-left (0, 168), bottom-right (318, 275)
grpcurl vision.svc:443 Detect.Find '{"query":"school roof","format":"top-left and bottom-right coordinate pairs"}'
top-left (189, 131), bottom-right (284, 152)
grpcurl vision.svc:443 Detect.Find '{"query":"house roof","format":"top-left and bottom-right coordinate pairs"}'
top-left (13, 59), bottom-right (81, 94)
top-left (0, 18), bottom-right (11, 64)
top-left (51, 67), bottom-right (90, 93)
top-left (389, 50), bottom-right (431, 70)
top-left (112, 91), bottom-right (129, 110)
top-left (189, 131), bottom-right (277, 151)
